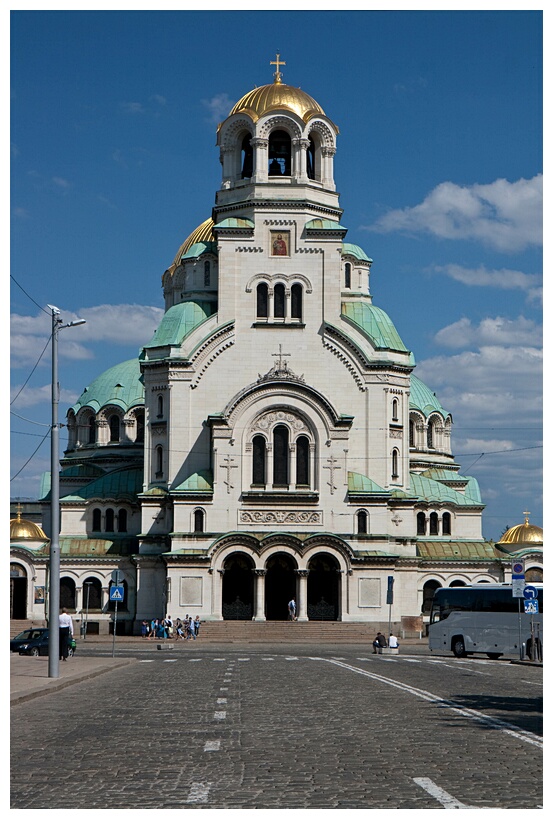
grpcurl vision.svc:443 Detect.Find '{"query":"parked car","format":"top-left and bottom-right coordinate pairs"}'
top-left (10, 628), bottom-right (76, 657)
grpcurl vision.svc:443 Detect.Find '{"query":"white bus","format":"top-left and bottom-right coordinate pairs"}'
top-left (428, 583), bottom-right (543, 659)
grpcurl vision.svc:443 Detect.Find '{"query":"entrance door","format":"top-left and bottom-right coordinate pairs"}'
top-left (222, 553), bottom-right (254, 620)
top-left (265, 553), bottom-right (297, 620)
top-left (307, 554), bottom-right (340, 620)
top-left (10, 564), bottom-right (27, 619)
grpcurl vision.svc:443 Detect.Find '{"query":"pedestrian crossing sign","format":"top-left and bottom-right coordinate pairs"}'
top-left (110, 585), bottom-right (125, 601)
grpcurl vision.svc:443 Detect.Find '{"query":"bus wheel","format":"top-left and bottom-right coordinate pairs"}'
top-left (487, 653), bottom-right (501, 660)
top-left (452, 637), bottom-right (466, 658)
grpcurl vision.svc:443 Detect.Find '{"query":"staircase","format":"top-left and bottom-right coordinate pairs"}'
top-left (196, 621), bottom-right (380, 643)
top-left (10, 619), bottom-right (46, 638)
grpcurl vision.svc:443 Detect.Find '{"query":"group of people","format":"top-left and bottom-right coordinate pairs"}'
top-left (372, 632), bottom-right (399, 654)
top-left (142, 615), bottom-right (201, 641)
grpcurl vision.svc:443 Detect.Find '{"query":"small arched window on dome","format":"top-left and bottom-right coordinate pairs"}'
top-left (442, 512), bottom-right (451, 536)
top-left (409, 419), bottom-right (415, 448)
top-left (105, 508), bottom-right (115, 533)
top-left (256, 282), bottom-right (269, 319)
top-left (118, 508), bottom-right (128, 533)
top-left (296, 435), bottom-right (310, 486)
top-left (344, 263), bottom-right (351, 290)
top-left (268, 130), bottom-right (291, 176)
top-left (135, 410), bottom-right (145, 443)
top-left (241, 134), bottom-right (253, 179)
top-left (291, 283), bottom-right (303, 321)
top-left (194, 509), bottom-right (205, 533)
top-left (87, 415), bottom-right (96, 445)
top-left (417, 512), bottom-right (426, 535)
top-left (357, 510), bottom-right (368, 534)
top-left (306, 135), bottom-right (316, 180)
top-left (204, 261), bottom-right (211, 287)
top-left (109, 414), bottom-right (120, 443)
top-left (92, 508), bottom-right (101, 532)
top-left (429, 512), bottom-right (439, 535)
top-left (427, 419), bottom-right (435, 449)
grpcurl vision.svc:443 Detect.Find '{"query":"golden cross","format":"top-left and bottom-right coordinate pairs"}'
top-left (270, 53), bottom-right (286, 84)
top-left (523, 510), bottom-right (531, 523)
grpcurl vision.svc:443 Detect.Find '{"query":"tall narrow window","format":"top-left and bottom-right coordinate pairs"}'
top-left (427, 420), bottom-right (434, 449)
top-left (87, 415), bottom-right (96, 444)
top-left (156, 445), bottom-right (163, 478)
top-left (417, 512), bottom-right (426, 535)
top-left (273, 425), bottom-right (289, 485)
top-left (306, 136), bottom-right (316, 179)
top-left (291, 283), bottom-right (303, 320)
top-left (392, 398), bottom-right (399, 421)
top-left (252, 435), bottom-right (267, 485)
top-left (157, 395), bottom-right (164, 418)
top-left (136, 411), bottom-right (145, 443)
top-left (442, 512), bottom-right (451, 536)
top-left (357, 510), bottom-right (368, 534)
top-left (105, 508), bottom-right (115, 532)
top-left (268, 130), bottom-right (291, 176)
top-left (92, 508), bottom-right (101, 532)
top-left (194, 509), bottom-right (205, 533)
top-left (391, 449), bottom-right (399, 478)
top-left (429, 512), bottom-right (439, 535)
top-left (344, 263), bottom-right (351, 289)
top-left (117, 509), bottom-right (127, 533)
top-left (241, 134), bottom-right (253, 178)
top-left (204, 261), bottom-right (211, 287)
top-left (109, 414), bottom-right (120, 442)
top-left (256, 282), bottom-right (268, 318)
top-left (296, 436), bottom-right (310, 486)
top-left (274, 283), bottom-right (286, 318)
top-left (409, 420), bottom-right (415, 447)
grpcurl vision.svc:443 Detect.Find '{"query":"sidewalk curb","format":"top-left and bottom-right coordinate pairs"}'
top-left (11, 658), bottom-right (136, 706)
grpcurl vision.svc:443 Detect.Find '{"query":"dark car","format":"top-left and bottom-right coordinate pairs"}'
top-left (10, 628), bottom-right (76, 657)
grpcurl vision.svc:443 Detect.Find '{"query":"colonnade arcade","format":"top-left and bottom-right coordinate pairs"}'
top-left (211, 538), bottom-right (349, 621)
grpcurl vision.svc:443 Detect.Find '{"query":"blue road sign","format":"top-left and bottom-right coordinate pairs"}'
top-left (524, 599), bottom-right (539, 614)
top-left (110, 585), bottom-right (125, 602)
top-left (523, 586), bottom-right (538, 600)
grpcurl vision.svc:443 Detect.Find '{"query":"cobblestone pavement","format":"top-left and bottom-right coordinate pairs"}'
top-left (10, 645), bottom-right (542, 809)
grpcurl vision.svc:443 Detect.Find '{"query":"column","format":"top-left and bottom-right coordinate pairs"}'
top-left (251, 138), bottom-right (268, 183)
top-left (214, 569), bottom-right (225, 621)
top-left (296, 569), bottom-right (309, 621)
top-left (322, 146), bottom-right (336, 190)
top-left (253, 569), bottom-right (267, 621)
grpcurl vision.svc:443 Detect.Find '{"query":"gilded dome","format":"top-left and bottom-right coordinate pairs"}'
top-left (227, 82), bottom-right (326, 124)
top-left (10, 511), bottom-right (47, 541)
top-left (498, 515), bottom-right (543, 547)
top-left (172, 218), bottom-right (215, 266)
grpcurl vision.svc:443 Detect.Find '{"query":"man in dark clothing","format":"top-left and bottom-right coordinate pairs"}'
top-left (373, 632), bottom-right (387, 654)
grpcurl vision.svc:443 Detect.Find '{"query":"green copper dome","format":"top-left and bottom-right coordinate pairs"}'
top-left (72, 359), bottom-right (144, 414)
top-left (143, 300), bottom-right (216, 349)
top-left (341, 301), bottom-right (410, 354)
top-left (410, 374), bottom-right (450, 418)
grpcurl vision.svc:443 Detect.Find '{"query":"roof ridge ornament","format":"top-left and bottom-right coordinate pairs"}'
top-left (270, 52), bottom-right (286, 85)
top-left (258, 344), bottom-right (305, 383)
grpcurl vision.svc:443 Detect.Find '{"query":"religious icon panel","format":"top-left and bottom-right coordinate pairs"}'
top-left (271, 231), bottom-right (290, 256)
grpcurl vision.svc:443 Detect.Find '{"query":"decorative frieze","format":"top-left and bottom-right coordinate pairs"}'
top-left (239, 510), bottom-right (322, 525)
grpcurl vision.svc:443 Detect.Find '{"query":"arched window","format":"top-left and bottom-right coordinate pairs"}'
top-left (273, 425), bottom-right (289, 485)
top-left (252, 435), bottom-right (266, 485)
top-left (87, 415), bottom-right (96, 444)
top-left (117, 509), bottom-right (127, 533)
top-left (105, 508), bottom-right (115, 532)
top-left (417, 512), bottom-right (426, 535)
top-left (82, 577), bottom-right (102, 610)
top-left (306, 135), bottom-right (316, 180)
top-left (256, 282), bottom-right (269, 318)
top-left (429, 512), bottom-right (439, 535)
top-left (442, 512), bottom-right (451, 536)
top-left (274, 283), bottom-right (286, 318)
top-left (296, 435), bottom-right (310, 486)
top-left (241, 134), bottom-right (253, 178)
top-left (268, 130), bottom-right (291, 176)
top-left (194, 509), bottom-right (205, 533)
top-left (344, 263), bottom-right (351, 289)
top-left (92, 508), bottom-right (102, 532)
top-left (427, 420), bottom-right (434, 449)
top-left (157, 395), bottom-right (164, 418)
top-left (204, 261), bottom-right (211, 287)
top-left (357, 510), bottom-right (368, 534)
top-left (109, 414), bottom-right (120, 442)
top-left (392, 398), bottom-right (399, 422)
top-left (135, 411), bottom-right (145, 443)
top-left (60, 577), bottom-right (76, 611)
top-left (156, 446), bottom-right (163, 478)
top-left (291, 283), bottom-right (303, 320)
top-left (391, 449), bottom-right (399, 479)
top-left (422, 580), bottom-right (441, 614)
top-left (449, 579), bottom-right (466, 587)
top-left (409, 420), bottom-right (415, 447)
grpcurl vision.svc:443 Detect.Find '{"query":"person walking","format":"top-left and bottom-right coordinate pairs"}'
top-left (288, 598), bottom-right (297, 621)
top-left (59, 607), bottom-right (73, 661)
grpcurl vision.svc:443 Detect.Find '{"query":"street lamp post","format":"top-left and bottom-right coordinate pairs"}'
top-left (47, 305), bottom-right (86, 678)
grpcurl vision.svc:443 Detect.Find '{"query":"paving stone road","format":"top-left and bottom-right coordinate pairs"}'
top-left (10, 645), bottom-right (542, 809)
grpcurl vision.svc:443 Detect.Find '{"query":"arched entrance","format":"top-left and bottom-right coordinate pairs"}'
top-left (265, 553), bottom-right (297, 620)
top-left (307, 553), bottom-right (340, 620)
top-left (10, 563), bottom-right (27, 619)
top-left (222, 553), bottom-right (255, 620)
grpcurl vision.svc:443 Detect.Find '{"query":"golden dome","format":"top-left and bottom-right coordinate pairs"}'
top-left (497, 513), bottom-right (543, 547)
top-left (172, 218), bottom-right (215, 266)
top-left (227, 82), bottom-right (326, 124)
top-left (10, 510), bottom-right (47, 541)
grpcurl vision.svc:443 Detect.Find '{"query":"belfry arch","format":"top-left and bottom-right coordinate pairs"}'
top-left (307, 552), bottom-right (340, 620)
top-left (222, 552), bottom-right (255, 620)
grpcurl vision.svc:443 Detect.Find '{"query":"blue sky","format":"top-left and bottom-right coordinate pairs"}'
top-left (9, 7), bottom-right (543, 540)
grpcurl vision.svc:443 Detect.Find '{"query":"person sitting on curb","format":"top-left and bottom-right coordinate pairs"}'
top-left (373, 632), bottom-right (387, 654)
top-left (388, 633), bottom-right (399, 650)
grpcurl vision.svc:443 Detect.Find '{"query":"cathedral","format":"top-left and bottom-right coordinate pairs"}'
top-left (10, 64), bottom-right (543, 634)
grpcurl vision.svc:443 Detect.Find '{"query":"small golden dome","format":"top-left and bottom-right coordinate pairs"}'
top-left (497, 512), bottom-right (543, 547)
top-left (10, 509), bottom-right (47, 541)
top-left (227, 82), bottom-right (326, 124)
top-left (172, 217), bottom-right (215, 266)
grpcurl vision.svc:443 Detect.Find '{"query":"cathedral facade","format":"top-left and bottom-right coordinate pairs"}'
top-left (12, 69), bottom-right (541, 634)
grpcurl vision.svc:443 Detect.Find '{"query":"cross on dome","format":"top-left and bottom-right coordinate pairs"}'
top-left (270, 52), bottom-right (286, 84)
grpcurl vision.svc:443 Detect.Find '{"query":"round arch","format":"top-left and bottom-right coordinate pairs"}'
top-left (222, 552), bottom-right (255, 620)
top-left (306, 552), bottom-right (340, 620)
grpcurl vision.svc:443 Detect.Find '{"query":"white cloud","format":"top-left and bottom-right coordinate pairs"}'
top-left (369, 175), bottom-right (542, 252)
top-left (10, 384), bottom-right (78, 409)
top-left (434, 316), bottom-right (542, 349)
top-left (52, 176), bottom-right (72, 191)
top-left (121, 101), bottom-right (145, 114)
top-left (433, 263), bottom-right (542, 304)
top-left (202, 93), bottom-right (233, 124)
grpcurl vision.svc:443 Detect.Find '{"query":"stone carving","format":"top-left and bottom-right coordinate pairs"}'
top-left (239, 510), bottom-right (322, 524)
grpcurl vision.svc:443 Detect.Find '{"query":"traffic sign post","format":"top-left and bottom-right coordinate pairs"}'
top-left (386, 576), bottom-right (394, 642)
top-left (511, 559), bottom-right (525, 660)
top-left (109, 583), bottom-right (125, 657)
